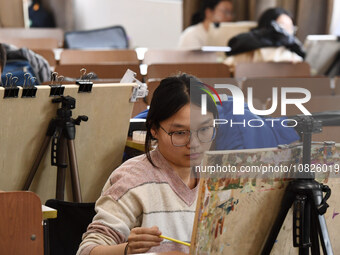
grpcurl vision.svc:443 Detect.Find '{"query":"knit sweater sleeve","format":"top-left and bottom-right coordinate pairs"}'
top-left (77, 164), bottom-right (144, 255)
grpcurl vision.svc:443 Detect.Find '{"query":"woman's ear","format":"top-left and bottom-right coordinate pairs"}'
top-left (151, 127), bottom-right (158, 140)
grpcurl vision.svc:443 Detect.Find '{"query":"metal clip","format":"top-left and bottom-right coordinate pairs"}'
top-left (3, 72), bottom-right (19, 98)
top-left (22, 73), bottom-right (37, 98)
top-left (76, 68), bottom-right (93, 93)
top-left (49, 72), bottom-right (65, 97)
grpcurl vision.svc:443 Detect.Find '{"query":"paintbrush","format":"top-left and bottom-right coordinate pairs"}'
top-left (159, 235), bottom-right (191, 247)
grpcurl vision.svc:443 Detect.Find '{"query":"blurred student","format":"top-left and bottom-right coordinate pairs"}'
top-left (225, 7), bottom-right (305, 67)
top-left (0, 44), bottom-right (5, 81)
top-left (178, 0), bottom-right (233, 49)
top-left (77, 74), bottom-right (218, 255)
top-left (0, 43), bottom-right (51, 86)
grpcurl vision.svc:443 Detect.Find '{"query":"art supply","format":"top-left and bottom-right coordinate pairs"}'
top-left (160, 235), bottom-right (191, 247)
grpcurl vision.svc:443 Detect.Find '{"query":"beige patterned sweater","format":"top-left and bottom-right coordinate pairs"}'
top-left (77, 149), bottom-right (198, 255)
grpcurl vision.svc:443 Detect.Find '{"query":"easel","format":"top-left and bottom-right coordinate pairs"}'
top-left (0, 84), bottom-right (136, 203)
top-left (262, 116), bottom-right (333, 254)
top-left (23, 96), bottom-right (87, 202)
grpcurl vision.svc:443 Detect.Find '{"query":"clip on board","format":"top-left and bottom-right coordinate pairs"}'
top-left (21, 73), bottom-right (37, 98)
top-left (3, 73), bottom-right (19, 98)
top-left (76, 68), bottom-right (93, 93)
top-left (49, 72), bottom-right (65, 97)
top-left (49, 85), bottom-right (65, 97)
top-left (22, 86), bottom-right (37, 98)
top-left (4, 86), bottom-right (19, 98)
top-left (120, 69), bottom-right (148, 102)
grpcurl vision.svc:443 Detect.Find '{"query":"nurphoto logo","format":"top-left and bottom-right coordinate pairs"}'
top-left (200, 84), bottom-right (312, 128)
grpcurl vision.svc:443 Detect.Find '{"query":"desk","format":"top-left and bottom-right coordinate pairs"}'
top-left (126, 137), bottom-right (145, 152)
top-left (125, 137), bottom-right (146, 159)
top-left (42, 205), bottom-right (57, 220)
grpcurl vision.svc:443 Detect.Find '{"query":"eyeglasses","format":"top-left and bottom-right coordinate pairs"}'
top-left (159, 125), bottom-right (216, 147)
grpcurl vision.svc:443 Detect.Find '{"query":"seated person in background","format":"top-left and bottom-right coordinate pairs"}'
top-left (0, 44), bottom-right (5, 81)
top-left (0, 43), bottom-right (51, 85)
top-left (178, 0), bottom-right (233, 49)
top-left (77, 74), bottom-right (218, 255)
top-left (224, 7), bottom-right (305, 68)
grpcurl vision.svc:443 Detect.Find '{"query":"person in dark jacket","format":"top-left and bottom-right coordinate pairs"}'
top-left (0, 44), bottom-right (6, 78)
top-left (225, 7), bottom-right (305, 67)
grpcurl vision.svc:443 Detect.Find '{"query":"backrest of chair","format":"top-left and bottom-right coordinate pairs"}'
top-left (45, 199), bottom-right (96, 255)
top-left (242, 77), bottom-right (333, 107)
top-left (145, 77), bottom-right (240, 107)
top-left (284, 95), bottom-right (340, 116)
top-left (145, 79), bottom-right (161, 105)
top-left (33, 49), bottom-right (56, 67)
top-left (234, 62), bottom-right (311, 78)
top-left (0, 28), bottom-right (64, 46)
top-left (294, 95), bottom-right (340, 142)
top-left (313, 127), bottom-right (340, 143)
top-left (55, 64), bottom-right (142, 80)
top-left (146, 63), bottom-right (230, 80)
top-left (335, 76), bottom-right (340, 95)
top-left (64, 26), bottom-right (128, 49)
top-left (143, 49), bottom-right (218, 65)
top-left (59, 49), bottom-right (138, 65)
top-left (0, 37), bottom-right (59, 50)
top-left (131, 99), bottom-right (148, 118)
top-left (0, 191), bottom-right (43, 255)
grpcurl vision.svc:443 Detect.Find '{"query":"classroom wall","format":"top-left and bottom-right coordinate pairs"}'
top-left (0, 0), bottom-right (26, 27)
top-left (73, 0), bottom-right (183, 49)
top-left (330, 0), bottom-right (340, 35)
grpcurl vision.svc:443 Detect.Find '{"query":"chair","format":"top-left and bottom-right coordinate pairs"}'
top-left (45, 199), bottom-right (96, 255)
top-left (334, 76), bottom-right (340, 95)
top-left (234, 62), bottom-right (311, 78)
top-left (284, 95), bottom-right (340, 116)
top-left (0, 37), bottom-right (59, 50)
top-left (242, 77), bottom-right (333, 109)
top-left (143, 49), bottom-right (218, 65)
top-left (59, 49), bottom-right (138, 65)
top-left (146, 63), bottom-right (230, 80)
top-left (0, 191), bottom-right (44, 255)
top-left (55, 64), bottom-right (142, 80)
top-left (131, 99), bottom-right (148, 118)
top-left (33, 49), bottom-right (57, 67)
top-left (64, 26), bottom-right (129, 49)
top-left (145, 77), bottom-right (240, 106)
top-left (283, 95), bottom-right (340, 143)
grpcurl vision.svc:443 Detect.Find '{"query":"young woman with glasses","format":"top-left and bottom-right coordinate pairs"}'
top-left (77, 74), bottom-right (218, 255)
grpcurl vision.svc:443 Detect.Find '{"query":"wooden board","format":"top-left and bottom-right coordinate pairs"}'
top-left (0, 83), bottom-right (135, 203)
top-left (191, 144), bottom-right (340, 254)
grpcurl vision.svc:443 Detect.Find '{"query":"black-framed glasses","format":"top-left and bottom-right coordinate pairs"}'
top-left (159, 125), bottom-right (216, 147)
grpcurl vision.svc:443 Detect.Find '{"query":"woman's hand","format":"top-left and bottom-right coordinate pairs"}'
top-left (126, 226), bottom-right (163, 254)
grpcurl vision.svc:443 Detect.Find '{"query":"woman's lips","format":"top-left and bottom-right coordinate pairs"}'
top-left (186, 152), bottom-right (202, 160)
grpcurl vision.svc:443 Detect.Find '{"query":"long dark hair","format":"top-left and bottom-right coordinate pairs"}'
top-left (191, 0), bottom-right (232, 25)
top-left (0, 44), bottom-right (6, 70)
top-left (145, 74), bottom-right (218, 167)
top-left (257, 7), bottom-right (293, 29)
